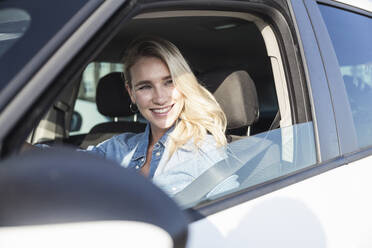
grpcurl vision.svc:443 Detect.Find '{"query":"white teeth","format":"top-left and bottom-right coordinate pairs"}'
top-left (153, 106), bottom-right (171, 113)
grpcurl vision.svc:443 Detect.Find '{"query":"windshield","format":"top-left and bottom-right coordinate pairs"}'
top-left (0, 9), bottom-right (30, 58)
top-left (0, 0), bottom-right (95, 104)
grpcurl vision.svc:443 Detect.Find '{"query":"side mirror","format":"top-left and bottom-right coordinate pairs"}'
top-left (0, 147), bottom-right (188, 247)
top-left (70, 111), bottom-right (82, 132)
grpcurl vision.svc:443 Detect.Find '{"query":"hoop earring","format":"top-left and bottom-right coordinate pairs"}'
top-left (130, 102), bottom-right (138, 113)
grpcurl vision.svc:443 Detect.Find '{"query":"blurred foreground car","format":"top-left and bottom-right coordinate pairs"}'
top-left (0, 0), bottom-right (371, 247)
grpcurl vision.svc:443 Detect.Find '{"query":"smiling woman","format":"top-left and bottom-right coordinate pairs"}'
top-left (126, 56), bottom-right (184, 146)
top-left (83, 37), bottom-right (238, 196)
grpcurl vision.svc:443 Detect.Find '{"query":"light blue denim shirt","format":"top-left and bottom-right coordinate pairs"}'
top-left (86, 124), bottom-right (238, 197)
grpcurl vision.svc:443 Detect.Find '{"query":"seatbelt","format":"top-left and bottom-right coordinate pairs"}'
top-left (174, 112), bottom-right (280, 206)
top-left (173, 137), bottom-right (273, 206)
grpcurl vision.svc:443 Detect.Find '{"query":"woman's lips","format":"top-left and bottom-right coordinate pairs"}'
top-left (150, 104), bottom-right (174, 116)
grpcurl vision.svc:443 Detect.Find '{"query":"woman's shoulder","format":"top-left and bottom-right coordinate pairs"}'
top-left (180, 134), bottom-right (220, 153)
top-left (165, 134), bottom-right (226, 167)
top-left (199, 134), bottom-right (220, 151)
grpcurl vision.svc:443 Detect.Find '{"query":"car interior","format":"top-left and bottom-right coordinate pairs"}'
top-left (29, 12), bottom-right (281, 148)
top-left (16, 8), bottom-right (319, 209)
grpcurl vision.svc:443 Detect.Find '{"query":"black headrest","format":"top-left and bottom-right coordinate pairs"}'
top-left (96, 72), bottom-right (132, 117)
top-left (200, 70), bottom-right (259, 129)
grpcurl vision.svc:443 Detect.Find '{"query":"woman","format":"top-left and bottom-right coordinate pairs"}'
top-left (86, 37), bottom-right (238, 196)
top-left (31, 37), bottom-right (237, 197)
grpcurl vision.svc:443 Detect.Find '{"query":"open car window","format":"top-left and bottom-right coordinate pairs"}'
top-left (23, 8), bottom-right (318, 210)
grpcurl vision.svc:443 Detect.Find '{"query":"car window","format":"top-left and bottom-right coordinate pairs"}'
top-left (175, 122), bottom-right (316, 208)
top-left (21, 10), bottom-right (318, 208)
top-left (65, 13), bottom-right (318, 206)
top-left (319, 4), bottom-right (372, 148)
top-left (70, 62), bottom-right (123, 135)
top-left (0, 9), bottom-right (30, 58)
top-left (0, 0), bottom-right (92, 94)
top-left (109, 14), bottom-right (316, 209)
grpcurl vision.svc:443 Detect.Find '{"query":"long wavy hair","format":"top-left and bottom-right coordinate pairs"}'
top-left (123, 37), bottom-right (227, 157)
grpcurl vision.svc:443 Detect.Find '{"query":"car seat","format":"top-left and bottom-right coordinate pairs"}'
top-left (199, 69), bottom-right (260, 141)
top-left (79, 72), bottom-right (146, 148)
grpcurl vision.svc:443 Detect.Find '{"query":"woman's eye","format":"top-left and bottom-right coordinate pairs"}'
top-left (138, 85), bottom-right (151, 90)
top-left (165, 80), bottom-right (173, 85)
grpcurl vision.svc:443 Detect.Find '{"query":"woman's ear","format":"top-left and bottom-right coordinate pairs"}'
top-left (125, 83), bottom-right (136, 103)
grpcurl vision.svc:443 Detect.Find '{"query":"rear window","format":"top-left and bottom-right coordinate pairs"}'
top-left (319, 4), bottom-right (372, 148)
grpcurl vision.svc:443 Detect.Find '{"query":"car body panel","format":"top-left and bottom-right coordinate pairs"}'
top-left (187, 154), bottom-right (372, 248)
top-left (0, 221), bottom-right (173, 248)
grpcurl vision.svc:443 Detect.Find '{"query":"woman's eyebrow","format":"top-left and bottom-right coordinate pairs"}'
top-left (134, 75), bottom-right (171, 87)
top-left (134, 80), bottom-right (150, 87)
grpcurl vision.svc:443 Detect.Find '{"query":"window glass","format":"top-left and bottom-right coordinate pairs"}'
top-left (71, 62), bottom-right (124, 135)
top-left (319, 5), bottom-right (372, 148)
top-left (0, 9), bottom-right (30, 58)
top-left (0, 0), bottom-right (90, 92)
top-left (176, 122), bottom-right (317, 208)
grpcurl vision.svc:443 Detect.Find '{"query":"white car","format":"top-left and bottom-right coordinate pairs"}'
top-left (0, 0), bottom-right (371, 247)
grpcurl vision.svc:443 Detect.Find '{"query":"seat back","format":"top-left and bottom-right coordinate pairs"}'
top-left (199, 69), bottom-right (259, 138)
top-left (80, 72), bottom-right (146, 148)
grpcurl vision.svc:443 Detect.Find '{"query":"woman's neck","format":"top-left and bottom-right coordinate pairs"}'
top-left (149, 126), bottom-right (168, 146)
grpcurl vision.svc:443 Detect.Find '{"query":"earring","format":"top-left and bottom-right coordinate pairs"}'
top-left (130, 102), bottom-right (138, 113)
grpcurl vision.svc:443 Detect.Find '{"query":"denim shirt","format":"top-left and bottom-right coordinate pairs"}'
top-left (86, 124), bottom-right (238, 197)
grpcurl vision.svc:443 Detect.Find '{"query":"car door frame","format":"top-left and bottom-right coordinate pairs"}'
top-left (302, 0), bottom-right (372, 163)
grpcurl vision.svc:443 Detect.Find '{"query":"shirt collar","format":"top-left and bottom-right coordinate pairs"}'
top-left (131, 123), bottom-right (174, 161)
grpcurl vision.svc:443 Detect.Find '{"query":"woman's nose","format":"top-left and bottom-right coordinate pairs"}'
top-left (152, 87), bottom-right (167, 105)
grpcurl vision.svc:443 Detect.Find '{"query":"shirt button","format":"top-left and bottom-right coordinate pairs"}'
top-left (135, 165), bottom-right (140, 169)
top-left (156, 152), bottom-right (161, 156)
top-left (141, 158), bottom-right (145, 162)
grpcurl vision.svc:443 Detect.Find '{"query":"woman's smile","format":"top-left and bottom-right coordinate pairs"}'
top-left (151, 104), bottom-right (174, 115)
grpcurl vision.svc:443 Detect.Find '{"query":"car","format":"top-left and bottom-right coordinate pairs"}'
top-left (0, 0), bottom-right (371, 247)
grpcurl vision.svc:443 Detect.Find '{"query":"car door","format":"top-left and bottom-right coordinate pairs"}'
top-left (186, 1), bottom-right (372, 247)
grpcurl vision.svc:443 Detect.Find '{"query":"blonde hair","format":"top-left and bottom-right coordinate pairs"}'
top-left (123, 37), bottom-right (227, 157)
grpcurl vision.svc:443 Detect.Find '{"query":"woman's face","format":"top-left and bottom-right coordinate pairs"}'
top-left (126, 56), bottom-right (184, 135)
